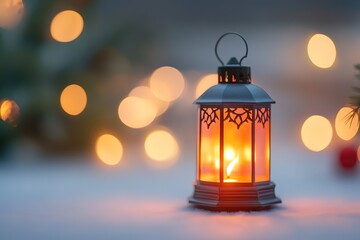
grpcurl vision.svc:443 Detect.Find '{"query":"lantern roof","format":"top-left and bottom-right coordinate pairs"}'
top-left (195, 83), bottom-right (275, 104)
top-left (196, 32), bottom-right (275, 105)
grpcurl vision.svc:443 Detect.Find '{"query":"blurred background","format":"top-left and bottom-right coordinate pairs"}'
top-left (0, 0), bottom-right (359, 167)
top-left (1, 0), bottom-right (360, 238)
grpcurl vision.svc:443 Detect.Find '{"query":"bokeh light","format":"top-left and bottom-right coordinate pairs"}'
top-left (335, 107), bottom-right (358, 141)
top-left (50, 10), bottom-right (84, 43)
top-left (149, 66), bottom-right (185, 102)
top-left (129, 86), bottom-right (169, 116)
top-left (307, 33), bottom-right (336, 69)
top-left (118, 96), bottom-right (157, 129)
top-left (60, 84), bottom-right (87, 116)
top-left (0, 0), bottom-right (24, 29)
top-left (195, 74), bottom-right (218, 99)
top-left (144, 129), bottom-right (179, 162)
top-left (95, 134), bottom-right (123, 166)
top-left (301, 115), bottom-right (333, 152)
top-left (0, 99), bottom-right (20, 126)
top-left (357, 146), bottom-right (360, 162)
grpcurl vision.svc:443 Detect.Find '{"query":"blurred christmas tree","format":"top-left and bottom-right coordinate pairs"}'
top-left (0, 0), bottom-right (156, 159)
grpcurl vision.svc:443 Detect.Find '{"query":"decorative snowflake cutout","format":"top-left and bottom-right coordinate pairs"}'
top-left (201, 107), bottom-right (219, 129)
top-left (224, 107), bottom-right (253, 129)
top-left (256, 107), bottom-right (270, 127)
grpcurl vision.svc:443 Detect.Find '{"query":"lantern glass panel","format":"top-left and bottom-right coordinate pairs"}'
top-left (255, 107), bottom-right (270, 182)
top-left (223, 107), bottom-right (252, 183)
top-left (199, 107), bottom-right (220, 182)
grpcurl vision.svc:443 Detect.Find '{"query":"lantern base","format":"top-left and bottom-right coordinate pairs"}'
top-left (189, 181), bottom-right (281, 211)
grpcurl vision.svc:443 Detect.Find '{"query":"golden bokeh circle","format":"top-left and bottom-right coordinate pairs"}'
top-left (60, 84), bottom-right (87, 116)
top-left (95, 134), bottom-right (123, 166)
top-left (149, 66), bottom-right (185, 102)
top-left (195, 74), bottom-right (218, 99)
top-left (144, 130), bottom-right (179, 162)
top-left (0, 99), bottom-right (20, 126)
top-left (118, 96), bottom-right (157, 129)
top-left (129, 86), bottom-right (169, 116)
top-left (301, 115), bottom-right (333, 152)
top-left (335, 107), bottom-right (358, 141)
top-left (307, 34), bottom-right (336, 69)
top-left (50, 10), bottom-right (84, 43)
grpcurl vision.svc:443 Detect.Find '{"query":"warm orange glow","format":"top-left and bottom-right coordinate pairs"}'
top-left (307, 34), bottom-right (336, 68)
top-left (0, 99), bottom-right (20, 126)
top-left (199, 107), bottom-right (271, 183)
top-left (0, 0), bottom-right (24, 29)
top-left (118, 96), bottom-right (157, 129)
top-left (149, 66), bottom-right (185, 102)
top-left (144, 130), bottom-right (179, 162)
top-left (357, 146), bottom-right (360, 162)
top-left (224, 148), bottom-right (235, 160)
top-left (301, 115), bottom-right (333, 152)
top-left (199, 108), bottom-right (256, 183)
top-left (223, 108), bottom-right (252, 182)
top-left (195, 74), bottom-right (217, 99)
top-left (60, 84), bottom-right (87, 115)
top-left (245, 146), bottom-right (252, 162)
top-left (335, 107), bottom-right (358, 141)
top-left (214, 159), bottom-right (220, 169)
top-left (200, 108), bottom-right (220, 182)
top-left (129, 86), bottom-right (169, 116)
top-left (95, 134), bottom-right (123, 166)
top-left (50, 10), bottom-right (84, 43)
top-left (255, 115), bottom-right (270, 182)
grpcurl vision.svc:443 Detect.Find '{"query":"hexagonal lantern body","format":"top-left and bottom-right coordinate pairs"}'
top-left (189, 42), bottom-right (281, 211)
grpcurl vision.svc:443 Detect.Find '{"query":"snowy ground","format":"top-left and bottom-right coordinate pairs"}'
top-left (0, 145), bottom-right (359, 240)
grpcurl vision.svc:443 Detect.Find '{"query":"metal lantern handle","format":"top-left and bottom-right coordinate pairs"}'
top-left (215, 32), bottom-right (248, 66)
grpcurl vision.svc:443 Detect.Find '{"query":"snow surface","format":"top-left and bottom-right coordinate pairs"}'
top-left (0, 146), bottom-right (359, 240)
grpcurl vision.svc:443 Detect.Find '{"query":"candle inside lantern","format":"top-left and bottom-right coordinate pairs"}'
top-left (214, 148), bottom-right (240, 182)
top-left (225, 148), bottom-right (238, 182)
top-left (223, 147), bottom-right (251, 182)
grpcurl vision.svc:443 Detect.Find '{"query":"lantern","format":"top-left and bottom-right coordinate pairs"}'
top-left (189, 33), bottom-right (281, 211)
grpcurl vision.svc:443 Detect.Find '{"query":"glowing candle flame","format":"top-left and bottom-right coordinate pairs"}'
top-left (215, 159), bottom-right (220, 169)
top-left (224, 148), bottom-right (238, 178)
top-left (226, 157), bottom-right (239, 177)
top-left (224, 148), bottom-right (235, 160)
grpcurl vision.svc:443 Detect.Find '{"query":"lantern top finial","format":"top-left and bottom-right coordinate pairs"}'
top-left (215, 32), bottom-right (248, 66)
top-left (195, 32), bottom-right (274, 104)
top-left (215, 32), bottom-right (252, 85)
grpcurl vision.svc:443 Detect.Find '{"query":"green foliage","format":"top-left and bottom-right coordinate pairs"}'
top-left (0, 1), bottom-right (156, 158)
top-left (348, 64), bottom-right (360, 126)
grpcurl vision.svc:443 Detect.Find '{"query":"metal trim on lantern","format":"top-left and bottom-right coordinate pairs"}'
top-left (189, 32), bottom-right (281, 211)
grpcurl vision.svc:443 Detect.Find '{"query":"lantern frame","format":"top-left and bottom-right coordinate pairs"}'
top-left (189, 33), bottom-right (281, 211)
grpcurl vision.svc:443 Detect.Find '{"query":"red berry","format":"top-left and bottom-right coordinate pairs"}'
top-left (339, 147), bottom-right (358, 170)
